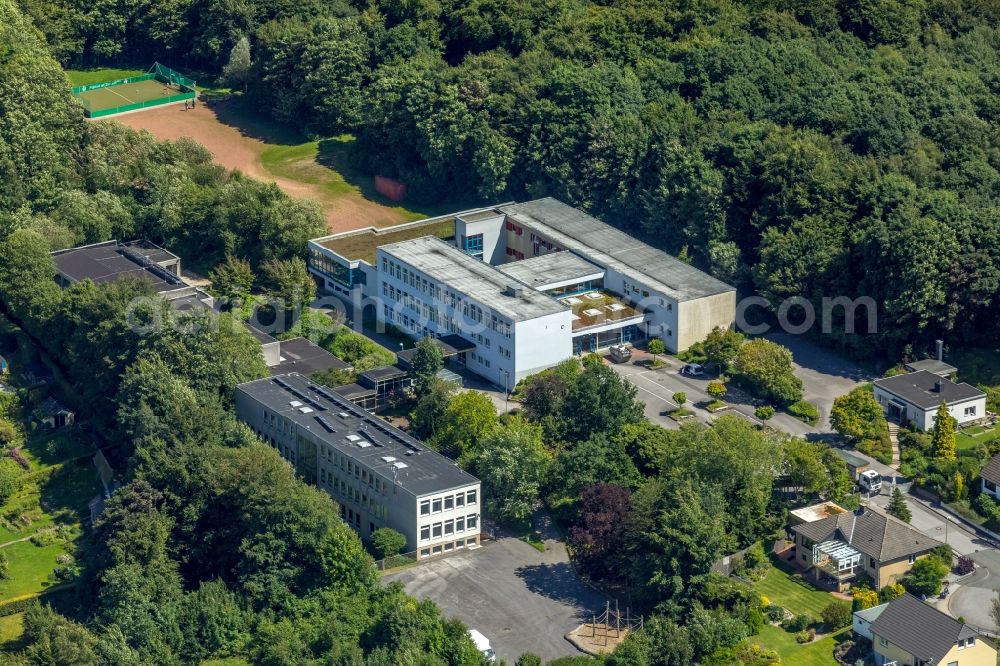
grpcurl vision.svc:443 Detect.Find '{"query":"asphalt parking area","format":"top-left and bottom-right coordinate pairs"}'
top-left (949, 549), bottom-right (1000, 631)
top-left (384, 537), bottom-right (607, 663)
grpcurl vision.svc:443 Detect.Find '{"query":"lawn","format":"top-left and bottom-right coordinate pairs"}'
top-left (956, 422), bottom-right (1000, 451)
top-left (752, 563), bottom-right (836, 618)
top-left (750, 624), bottom-right (848, 666)
top-left (0, 539), bottom-right (66, 599)
top-left (0, 612), bottom-right (24, 650)
top-left (66, 67), bottom-right (145, 87)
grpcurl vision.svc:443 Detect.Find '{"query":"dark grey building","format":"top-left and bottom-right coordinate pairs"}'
top-left (236, 373), bottom-right (481, 558)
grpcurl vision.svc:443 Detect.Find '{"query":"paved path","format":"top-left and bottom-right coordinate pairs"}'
top-left (887, 422), bottom-right (901, 468)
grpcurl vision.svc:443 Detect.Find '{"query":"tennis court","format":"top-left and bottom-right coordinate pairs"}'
top-left (76, 80), bottom-right (183, 114)
top-left (71, 63), bottom-right (196, 118)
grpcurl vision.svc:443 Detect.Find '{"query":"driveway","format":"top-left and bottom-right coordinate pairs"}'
top-left (949, 549), bottom-right (1000, 633)
top-left (764, 333), bottom-right (872, 430)
top-left (384, 531), bottom-right (606, 662)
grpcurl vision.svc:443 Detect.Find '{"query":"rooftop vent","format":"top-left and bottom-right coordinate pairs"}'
top-left (504, 284), bottom-right (524, 297)
top-left (391, 461), bottom-right (408, 470)
top-left (381, 456), bottom-right (397, 463)
top-left (289, 400), bottom-right (303, 407)
top-left (298, 406), bottom-right (313, 414)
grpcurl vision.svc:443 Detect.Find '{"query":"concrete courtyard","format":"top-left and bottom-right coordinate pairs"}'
top-left (384, 533), bottom-right (607, 663)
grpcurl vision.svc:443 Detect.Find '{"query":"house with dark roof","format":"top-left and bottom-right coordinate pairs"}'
top-left (32, 397), bottom-right (74, 429)
top-left (867, 593), bottom-right (995, 666)
top-left (873, 370), bottom-right (986, 431)
top-left (791, 505), bottom-right (944, 591)
top-left (980, 453), bottom-right (1000, 501)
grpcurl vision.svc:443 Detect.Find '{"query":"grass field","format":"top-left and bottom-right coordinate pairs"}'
top-left (0, 540), bottom-right (67, 599)
top-left (752, 563), bottom-right (836, 618)
top-left (957, 422), bottom-right (1000, 451)
top-left (0, 613), bottom-right (24, 650)
top-left (750, 624), bottom-right (848, 666)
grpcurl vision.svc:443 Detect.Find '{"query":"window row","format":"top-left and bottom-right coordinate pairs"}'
top-left (420, 514), bottom-right (479, 541)
top-left (420, 490), bottom-right (477, 515)
top-left (419, 537), bottom-right (478, 558)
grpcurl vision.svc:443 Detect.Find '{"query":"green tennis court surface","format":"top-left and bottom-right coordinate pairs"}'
top-left (75, 79), bottom-right (184, 114)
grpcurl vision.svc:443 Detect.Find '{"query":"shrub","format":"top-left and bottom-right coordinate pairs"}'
top-left (765, 605), bottom-right (785, 622)
top-left (903, 556), bottom-right (949, 596)
top-left (370, 528), bottom-right (407, 559)
top-left (782, 614), bottom-right (812, 632)
top-left (821, 600), bottom-right (852, 629)
top-left (796, 629), bottom-right (814, 643)
top-left (955, 556), bottom-right (975, 576)
top-left (707, 381), bottom-right (727, 399)
top-left (788, 400), bottom-right (819, 425)
top-left (755, 405), bottom-right (775, 421)
top-left (852, 586), bottom-right (879, 611)
top-left (879, 583), bottom-right (905, 602)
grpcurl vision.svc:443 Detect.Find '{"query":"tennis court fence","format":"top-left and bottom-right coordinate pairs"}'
top-left (71, 62), bottom-right (197, 118)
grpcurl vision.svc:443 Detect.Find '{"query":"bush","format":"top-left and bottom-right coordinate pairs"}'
top-left (879, 583), bottom-right (905, 603)
top-left (796, 629), bottom-right (814, 643)
top-left (852, 586), bottom-right (880, 611)
top-left (765, 605), bottom-right (785, 622)
top-left (858, 436), bottom-right (893, 465)
top-left (956, 555), bottom-right (975, 576)
top-left (821, 600), bottom-right (852, 629)
top-left (903, 556), bottom-right (949, 597)
top-left (787, 401), bottom-right (819, 425)
top-left (370, 528), bottom-right (407, 559)
top-left (755, 405), bottom-right (775, 421)
top-left (782, 614), bottom-right (812, 632)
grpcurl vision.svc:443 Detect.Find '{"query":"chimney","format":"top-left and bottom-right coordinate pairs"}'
top-left (936, 339), bottom-right (943, 362)
top-left (934, 379), bottom-right (943, 392)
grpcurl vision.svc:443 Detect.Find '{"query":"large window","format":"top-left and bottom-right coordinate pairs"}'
top-left (465, 234), bottom-right (484, 258)
top-left (420, 526), bottom-right (430, 541)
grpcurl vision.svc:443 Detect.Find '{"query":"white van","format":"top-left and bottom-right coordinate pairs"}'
top-left (468, 629), bottom-right (496, 663)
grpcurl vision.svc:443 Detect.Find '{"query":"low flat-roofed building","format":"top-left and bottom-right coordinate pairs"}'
top-left (873, 370), bottom-right (986, 430)
top-left (271, 337), bottom-right (350, 376)
top-left (52, 240), bottom-right (189, 297)
top-left (495, 251), bottom-right (605, 293)
top-left (236, 373), bottom-right (481, 557)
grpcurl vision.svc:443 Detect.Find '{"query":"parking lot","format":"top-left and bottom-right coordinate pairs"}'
top-left (384, 534), bottom-right (606, 663)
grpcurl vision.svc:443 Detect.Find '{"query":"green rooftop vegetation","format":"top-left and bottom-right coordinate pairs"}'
top-left (318, 218), bottom-right (457, 264)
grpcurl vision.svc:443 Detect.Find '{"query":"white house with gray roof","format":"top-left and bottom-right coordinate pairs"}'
top-left (309, 198), bottom-right (736, 386)
top-left (873, 370), bottom-right (986, 431)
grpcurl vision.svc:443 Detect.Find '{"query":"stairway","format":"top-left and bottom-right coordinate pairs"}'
top-left (887, 422), bottom-right (901, 468)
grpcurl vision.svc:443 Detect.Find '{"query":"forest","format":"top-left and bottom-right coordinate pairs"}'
top-left (15, 0), bottom-right (1000, 360)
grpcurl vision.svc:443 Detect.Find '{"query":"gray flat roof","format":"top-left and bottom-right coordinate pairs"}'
top-left (500, 198), bottom-right (735, 302)
top-left (379, 236), bottom-right (567, 321)
top-left (874, 370), bottom-right (985, 409)
top-left (52, 241), bottom-right (186, 294)
top-left (904, 359), bottom-right (957, 376)
top-left (271, 337), bottom-right (350, 376)
top-left (238, 373), bottom-right (478, 496)
top-left (496, 251), bottom-right (604, 289)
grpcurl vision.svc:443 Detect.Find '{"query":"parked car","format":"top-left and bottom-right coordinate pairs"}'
top-left (680, 363), bottom-right (704, 376)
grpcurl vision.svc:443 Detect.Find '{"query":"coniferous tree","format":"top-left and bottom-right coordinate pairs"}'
top-left (887, 487), bottom-right (911, 523)
top-left (931, 402), bottom-right (957, 461)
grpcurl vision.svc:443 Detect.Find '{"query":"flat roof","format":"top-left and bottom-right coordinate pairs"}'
top-left (874, 370), bottom-right (985, 409)
top-left (790, 501), bottom-right (847, 523)
top-left (500, 198), bottom-right (735, 302)
top-left (271, 337), bottom-right (350, 376)
top-left (560, 290), bottom-right (643, 332)
top-left (904, 359), bottom-right (957, 376)
top-left (316, 217), bottom-right (458, 264)
top-left (52, 241), bottom-right (186, 294)
top-left (495, 251), bottom-right (604, 289)
top-left (237, 373), bottom-right (478, 496)
top-left (396, 334), bottom-right (476, 367)
top-left (379, 236), bottom-right (568, 321)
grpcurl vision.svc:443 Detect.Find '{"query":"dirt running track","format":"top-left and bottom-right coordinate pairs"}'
top-left (111, 100), bottom-right (410, 233)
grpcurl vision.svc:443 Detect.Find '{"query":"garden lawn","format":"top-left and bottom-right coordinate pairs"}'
top-left (751, 624), bottom-right (848, 666)
top-left (0, 539), bottom-right (65, 599)
top-left (956, 423), bottom-right (1000, 451)
top-left (752, 563), bottom-right (836, 618)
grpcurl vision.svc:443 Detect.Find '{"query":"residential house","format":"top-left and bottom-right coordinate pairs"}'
top-left (853, 602), bottom-right (887, 642)
top-left (867, 593), bottom-right (995, 666)
top-left (980, 454), bottom-right (1000, 501)
top-left (873, 370), bottom-right (986, 431)
top-left (33, 397), bottom-right (74, 429)
top-left (791, 505), bottom-right (944, 591)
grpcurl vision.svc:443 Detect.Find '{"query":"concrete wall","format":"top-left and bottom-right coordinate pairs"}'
top-left (676, 291), bottom-right (738, 353)
top-left (513, 311), bottom-right (573, 383)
